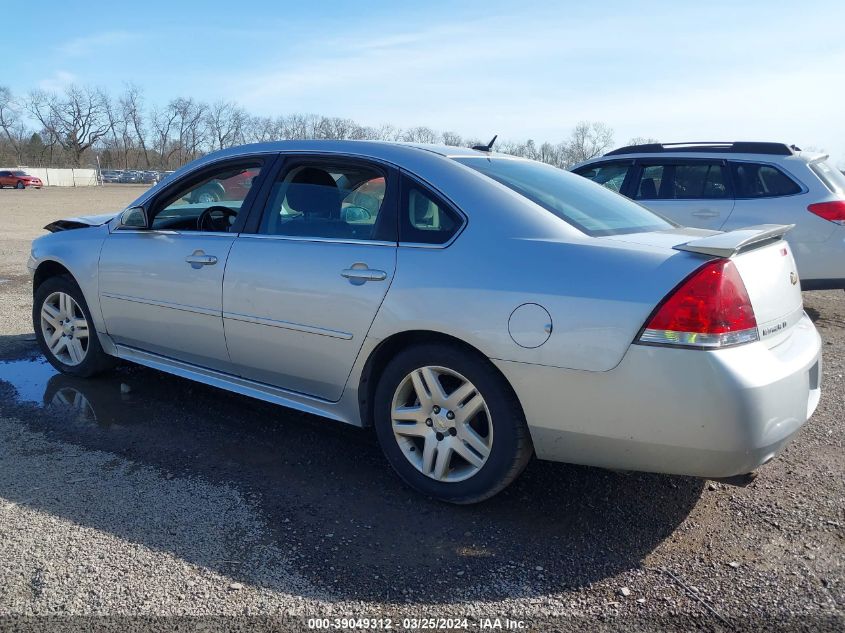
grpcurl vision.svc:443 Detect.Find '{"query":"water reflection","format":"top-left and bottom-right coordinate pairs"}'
top-left (0, 357), bottom-right (132, 427)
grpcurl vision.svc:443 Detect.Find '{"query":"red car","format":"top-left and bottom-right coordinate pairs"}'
top-left (0, 169), bottom-right (43, 189)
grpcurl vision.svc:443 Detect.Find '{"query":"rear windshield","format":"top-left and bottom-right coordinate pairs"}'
top-left (454, 157), bottom-right (674, 236)
top-left (809, 159), bottom-right (845, 195)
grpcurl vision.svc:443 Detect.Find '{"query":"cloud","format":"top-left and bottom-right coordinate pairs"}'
top-left (37, 71), bottom-right (77, 92)
top-left (224, 6), bottom-right (845, 163)
top-left (58, 31), bottom-right (138, 57)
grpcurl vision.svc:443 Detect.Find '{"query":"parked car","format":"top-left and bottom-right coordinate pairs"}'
top-left (0, 169), bottom-right (43, 189)
top-left (571, 142), bottom-right (845, 290)
top-left (118, 171), bottom-right (142, 184)
top-left (28, 141), bottom-right (822, 503)
top-left (187, 168), bottom-right (259, 203)
top-left (140, 171), bottom-right (162, 184)
top-left (100, 170), bottom-right (122, 184)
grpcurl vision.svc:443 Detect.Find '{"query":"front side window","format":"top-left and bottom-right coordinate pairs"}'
top-left (572, 162), bottom-right (630, 193)
top-left (455, 157), bottom-right (673, 236)
top-left (260, 163), bottom-right (390, 241)
top-left (151, 163), bottom-right (262, 231)
top-left (730, 162), bottom-right (801, 198)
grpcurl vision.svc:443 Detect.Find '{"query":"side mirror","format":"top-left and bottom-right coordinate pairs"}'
top-left (118, 206), bottom-right (148, 229)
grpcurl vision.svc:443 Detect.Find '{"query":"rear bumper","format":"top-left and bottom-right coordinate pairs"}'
top-left (495, 313), bottom-right (822, 478)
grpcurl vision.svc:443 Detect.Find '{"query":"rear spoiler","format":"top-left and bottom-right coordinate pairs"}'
top-left (674, 224), bottom-right (794, 258)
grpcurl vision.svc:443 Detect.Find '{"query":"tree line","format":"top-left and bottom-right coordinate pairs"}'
top-left (0, 84), bottom-right (651, 171)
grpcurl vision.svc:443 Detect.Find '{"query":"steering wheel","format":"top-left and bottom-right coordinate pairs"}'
top-left (197, 206), bottom-right (238, 232)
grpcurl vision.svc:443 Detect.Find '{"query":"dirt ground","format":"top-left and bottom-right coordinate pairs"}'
top-left (0, 186), bottom-right (842, 632)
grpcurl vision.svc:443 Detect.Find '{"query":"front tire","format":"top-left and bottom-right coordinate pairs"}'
top-left (373, 343), bottom-right (533, 504)
top-left (15, 181), bottom-right (25, 189)
top-left (33, 275), bottom-right (114, 377)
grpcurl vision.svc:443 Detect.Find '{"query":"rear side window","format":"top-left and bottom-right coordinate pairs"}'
top-left (809, 160), bottom-right (845, 195)
top-left (455, 157), bottom-right (674, 237)
top-left (572, 162), bottom-right (630, 193)
top-left (261, 163), bottom-right (393, 241)
top-left (400, 177), bottom-right (463, 244)
top-left (730, 162), bottom-right (801, 198)
top-left (634, 162), bottom-right (727, 200)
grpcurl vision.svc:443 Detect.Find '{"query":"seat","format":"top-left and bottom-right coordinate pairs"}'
top-left (639, 177), bottom-right (658, 199)
top-left (411, 190), bottom-right (438, 228)
top-left (280, 167), bottom-right (345, 237)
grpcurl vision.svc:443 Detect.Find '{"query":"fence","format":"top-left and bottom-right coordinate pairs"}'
top-left (0, 167), bottom-right (98, 187)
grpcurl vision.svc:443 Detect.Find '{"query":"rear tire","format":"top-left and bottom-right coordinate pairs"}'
top-left (33, 275), bottom-right (115, 377)
top-left (373, 343), bottom-right (533, 504)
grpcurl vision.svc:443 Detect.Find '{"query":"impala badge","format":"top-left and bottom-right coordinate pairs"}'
top-left (790, 271), bottom-right (798, 285)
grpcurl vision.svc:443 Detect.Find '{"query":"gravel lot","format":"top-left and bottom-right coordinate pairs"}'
top-left (0, 186), bottom-right (842, 632)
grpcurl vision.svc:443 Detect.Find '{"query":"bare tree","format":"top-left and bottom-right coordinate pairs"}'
top-left (103, 93), bottom-right (132, 169)
top-left (401, 126), bottom-right (439, 143)
top-left (207, 100), bottom-right (247, 150)
top-left (122, 85), bottom-right (150, 167)
top-left (564, 121), bottom-right (614, 166)
top-left (243, 115), bottom-right (278, 143)
top-left (151, 97), bottom-right (208, 168)
top-left (26, 85), bottom-right (113, 166)
top-left (0, 86), bottom-right (25, 163)
top-left (626, 136), bottom-right (660, 146)
top-left (441, 131), bottom-right (463, 146)
top-left (150, 102), bottom-right (178, 168)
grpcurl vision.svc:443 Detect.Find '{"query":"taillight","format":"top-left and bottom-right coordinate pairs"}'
top-left (808, 201), bottom-right (845, 224)
top-left (638, 259), bottom-right (758, 348)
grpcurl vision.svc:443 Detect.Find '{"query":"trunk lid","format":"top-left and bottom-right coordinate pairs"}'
top-left (731, 238), bottom-right (804, 348)
top-left (607, 224), bottom-right (804, 348)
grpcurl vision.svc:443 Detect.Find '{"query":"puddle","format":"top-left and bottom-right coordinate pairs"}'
top-left (0, 357), bottom-right (139, 427)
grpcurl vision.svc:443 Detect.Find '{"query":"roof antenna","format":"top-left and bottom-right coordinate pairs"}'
top-left (472, 134), bottom-right (498, 152)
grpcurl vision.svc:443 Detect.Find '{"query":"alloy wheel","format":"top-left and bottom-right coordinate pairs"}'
top-left (40, 291), bottom-right (89, 366)
top-left (391, 365), bottom-right (493, 482)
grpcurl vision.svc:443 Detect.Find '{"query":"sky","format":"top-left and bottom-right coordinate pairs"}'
top-left (4, 0), bottom-right (845, 165)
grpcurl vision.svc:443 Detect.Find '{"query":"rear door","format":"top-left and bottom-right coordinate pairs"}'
top-left (629, 159), bottom-right (735, 230)
top-left (222, 155), bottom-right (398, 401)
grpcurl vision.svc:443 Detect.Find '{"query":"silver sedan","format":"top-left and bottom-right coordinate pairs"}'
top-left (28, 141), bottom-right (822, 503)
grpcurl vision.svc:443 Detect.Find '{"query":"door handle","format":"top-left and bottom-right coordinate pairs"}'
top-left (341, 267), bottom-right (387, 283)
top-left (692, 209), bottom-right (720, 218)
top-left (185, 251), bottom-right (218, 268)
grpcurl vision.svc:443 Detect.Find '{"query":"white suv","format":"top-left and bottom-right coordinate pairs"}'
top-left (571, 142), bottom-right (845, 290)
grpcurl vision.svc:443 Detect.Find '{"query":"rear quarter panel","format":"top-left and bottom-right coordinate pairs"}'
top-left (371, 228), bottom-right (707, 372)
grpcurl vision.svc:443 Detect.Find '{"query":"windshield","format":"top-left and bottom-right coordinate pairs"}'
top-left (454, 157), bottom-right (674, 236)
top-left (809, 159), bottom-right (845, 195)
top-left (12, 170), bottom-right (27, 176)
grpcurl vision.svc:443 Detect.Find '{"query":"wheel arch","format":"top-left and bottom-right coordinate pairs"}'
top-left (356, 329), bottom-right (525, 428)
top-left (33, 259), bottom-right (74, 291)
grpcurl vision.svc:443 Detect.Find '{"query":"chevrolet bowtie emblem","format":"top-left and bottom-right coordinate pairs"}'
top-left (790, 271), bottom-right (798, 285)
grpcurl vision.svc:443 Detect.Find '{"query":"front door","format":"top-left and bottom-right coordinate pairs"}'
top-left (629, 160), bottom-right (735, 230)
top-left (98, 158), bottom-right (268, 371)
top-left (223, 157), bottom-right (398, 401)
